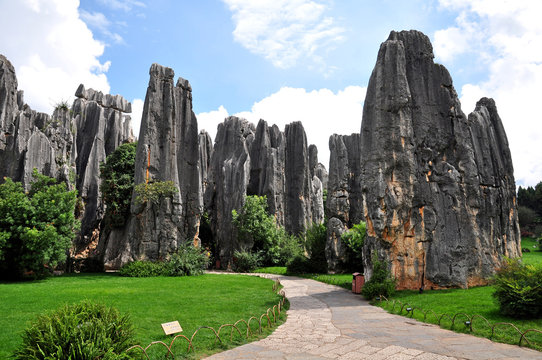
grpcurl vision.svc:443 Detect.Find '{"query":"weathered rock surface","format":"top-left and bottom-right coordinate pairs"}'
top-left (198, 130), bottom-right (213, 194)
top-left (102, 65), bottom-right (202, 269)
top-left (204, 118), bottom-right (326, 266)
top-left (360, 30), bottom-right (520, 289)
top-left (0, 55), bottom-right (76, 191)
top-left (325, 133), bottom-right (362, 270)
top-left (72, 84), bottom-right (133, 253)
top-left (204, 116), bottom-right (254, 266)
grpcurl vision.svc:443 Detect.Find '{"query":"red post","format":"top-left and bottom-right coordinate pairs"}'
top-left (352, 272), bottom-right (365, 293)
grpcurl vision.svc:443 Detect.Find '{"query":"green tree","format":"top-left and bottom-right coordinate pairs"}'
top-left (0, 170), bottom-right (78, 280)
top-left (134, 181), bottom-right (178, 206)
top-left (341, 221), bottom-right (366, 271)
top-left (304, 223), bottom-right (328, 272)
top-left (100, 142), bottom-right (137, 227)
top-left (232, 195), bottom-right (302, 266)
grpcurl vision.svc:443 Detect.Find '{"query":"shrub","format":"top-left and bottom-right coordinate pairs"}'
top-left (134, 180), bottom-right (178, 206)
top-left (341, 221), bottom-right (366, 271)
top-left (100, 142), bottom-right (137, 228)
top-left (232, 195), bottom-right (302, 266)
top-left (233, 250), bottom-right (262, 272)
top-left (166, 243), bottom-right (210, 276)
top-left (119, 260), bottom-right (167, 277)
top-left (493, 258), bottom-right (542, 318)
top-left (286, 254), bottom-right (326, 274)
top-left (0, 170), bottom-right (78, 280)
top-left (362, 254), bottom-right (396, 300)
top-left (14, 300), bottom-right (135, 359)
top-left (119, 244), bottom-right (209, 277)
top-left (305, 223), bottom-right (327, 272)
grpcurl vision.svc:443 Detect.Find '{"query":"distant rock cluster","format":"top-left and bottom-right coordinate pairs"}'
top-left (0, 29), bottom-right (521, 287)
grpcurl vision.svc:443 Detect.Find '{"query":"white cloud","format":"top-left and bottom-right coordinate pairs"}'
top-left (435, 0), bottom-right (542, 187)
top-left (130, 98), bottom-right (144, 139)
top-left (97, 0), bottom-right (146, 12)
top-left (222, 0), bottom-right (344, 70)
top-left (80, 10), bottom-right (124, 44)
top-left (197, 86), bottom-right (365, 168)
top-left (0, 0), bottom-right (110, 114)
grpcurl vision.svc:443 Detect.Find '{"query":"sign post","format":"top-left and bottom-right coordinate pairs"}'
top-left (161, 321), bottom-right (183, 335)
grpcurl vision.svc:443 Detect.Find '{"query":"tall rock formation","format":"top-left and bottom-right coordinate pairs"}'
top-left (72, 84), bottom-right (133, 253)
top-left (326, 133), bottom-right (362, 270)
top-left (0, 55), bottom-right (76, 191)
top-left (198, 130), bottom-right (213, 194)
top-left (102, 64), bottom-right (202, 269)
top-left (360, 30), bottom-right (520, 289)
top-left (204, 116), bottom-right (254, 266)
top-left (204, 118), bottom-right (326, 266)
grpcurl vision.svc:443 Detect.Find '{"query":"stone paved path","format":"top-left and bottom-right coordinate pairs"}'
top-left (205, 275), bottom-right (542, 360)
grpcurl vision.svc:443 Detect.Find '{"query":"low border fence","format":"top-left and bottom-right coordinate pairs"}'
top-left (376, 295), bottom-right (542, 349)
top-left (126, 279), bottom-right (286, 358)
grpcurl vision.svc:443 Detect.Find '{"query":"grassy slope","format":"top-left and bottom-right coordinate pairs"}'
top-left (0, 273), bottom-right (285, 359)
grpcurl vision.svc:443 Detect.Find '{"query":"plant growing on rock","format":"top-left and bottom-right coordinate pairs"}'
top-left (134, 180), bottom-right (178, 206)
top-left (100, 142), bottom-right (137, 227)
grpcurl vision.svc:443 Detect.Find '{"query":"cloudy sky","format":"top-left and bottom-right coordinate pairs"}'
top-left (0, 0), bottom-right (541, 187)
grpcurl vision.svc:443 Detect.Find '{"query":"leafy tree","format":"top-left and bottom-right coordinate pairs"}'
top-left (232, 195), bottom-right (302, 266)
top-left (362, 253), bottom-right (396, 300)
top-left (304, 223), bottom-right (328, 272)
top-left (100, 142), bottom-right (137, 227)
top-left (0, 170), bottom-right (78, 280)
top-left (341, 221), bottom-right (366, 271)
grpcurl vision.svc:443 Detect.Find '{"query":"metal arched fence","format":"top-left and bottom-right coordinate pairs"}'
top-left (376, 295), bottom-right (542, 350)
top-left (126, 279), bottom-right (287, 359)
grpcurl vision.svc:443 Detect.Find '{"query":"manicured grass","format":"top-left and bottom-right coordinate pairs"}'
top-left (521, 237), bottom-right (542, 266)
top-left (254, 266), bottom-right (353, 290)
top-left (0, 273), bottom-right (286, 359)
top-left (253, 266), bottom-right (287, 275)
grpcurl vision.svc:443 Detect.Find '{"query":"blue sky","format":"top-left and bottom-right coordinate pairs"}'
top-left (1, 0), bottom-right (541, 187)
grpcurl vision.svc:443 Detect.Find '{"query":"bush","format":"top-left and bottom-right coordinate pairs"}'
top-left (119, 244), bottom-right (209, 277)
top-left (286, 254), bottom-right (326, 274)
top-left (119, 260), bottom-right (167, 277)
top-left (232, 195), bottom-right (302, 266)
top-left (341, 221), bottom-right (366, 271)
top-left (166, 243), bottom-right (210, 276)
top-left (100, 142), bottom-right (137, 228)
top-left (305, 223), bottom-right (327, 272)
top-left (14, 300), bottom-right (134, 359)
top-left (0, 170), bottom-right (78, 280)
top-left (233, 250), bottom-right (262, 272)
top-left (134, 180), bottom-right (178, 206)
top-left (493, 258), bottom-right (542, 318)
top-left (362, 254), bottom-right (396, 300)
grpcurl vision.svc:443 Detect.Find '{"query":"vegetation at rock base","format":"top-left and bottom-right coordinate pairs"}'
top-left (100, 142), bottom-right (137, 228)
top-left (0, 169), bottom-right (78, 280)
top-left (119, 243), bottom-right (209, 277)
top-left (232, 249), bottom-right (262, 272)
top-left (0, 274), bottom-right (286, 359)
top-left (232, 195), bottom-right (302, 266)
top-left (14, 301), bottom-right (135, 360)
top-left (341, 221), bottom-right (366, 271)
top-left (493, 257), bottom-right (542, 318)
top-left (361, 253), bottom-right (396, 300)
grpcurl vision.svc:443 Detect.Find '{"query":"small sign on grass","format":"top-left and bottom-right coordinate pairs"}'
top-left (161, 321), bottom-right (183, 335)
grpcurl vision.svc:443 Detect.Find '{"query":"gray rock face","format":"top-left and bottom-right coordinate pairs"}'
top-left (0, 55), bottom-right (76, 191)
top-left (102, 64), bottom-right (202, 269)
top-left (325, 133), bottom-right (362, 270)
top-left (360, 30), bottom-right (520, 289)
top-left (314, 163), bottom-right (328, 191)
top-left (198, 130), bottom-right (213, 194)
top-left (72, 84), bottom-right (133, 253)
top-left (205, 116), bottom-right (254, 267)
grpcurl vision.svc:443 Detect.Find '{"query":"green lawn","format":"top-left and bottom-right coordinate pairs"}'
top-left (0, 273), bottom-right (286, 359)
top-left (376, 237), bottom-right (542, 351)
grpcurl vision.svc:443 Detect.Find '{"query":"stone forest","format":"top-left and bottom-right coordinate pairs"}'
top-left (0, 30), bottom-right (520, 290)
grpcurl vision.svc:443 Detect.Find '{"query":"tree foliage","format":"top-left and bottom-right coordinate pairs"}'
top-left (0, 170), bottom-right (78, 280)
top-left (362, 253), bottom-right (396, 300)
top-left (100, 142), bottom-right (137, 228)
top-left (232, 195), bottom-right (302, 266)
top-left (341, 221), bottom-right (366, 271)
top-left (134, 181), bottom-right (178, 206)
top-left (518, 182), bottom-right (542, 236)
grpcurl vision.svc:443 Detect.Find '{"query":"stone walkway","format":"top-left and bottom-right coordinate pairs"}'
top-left (205, 275), bottom-right (542, 360)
